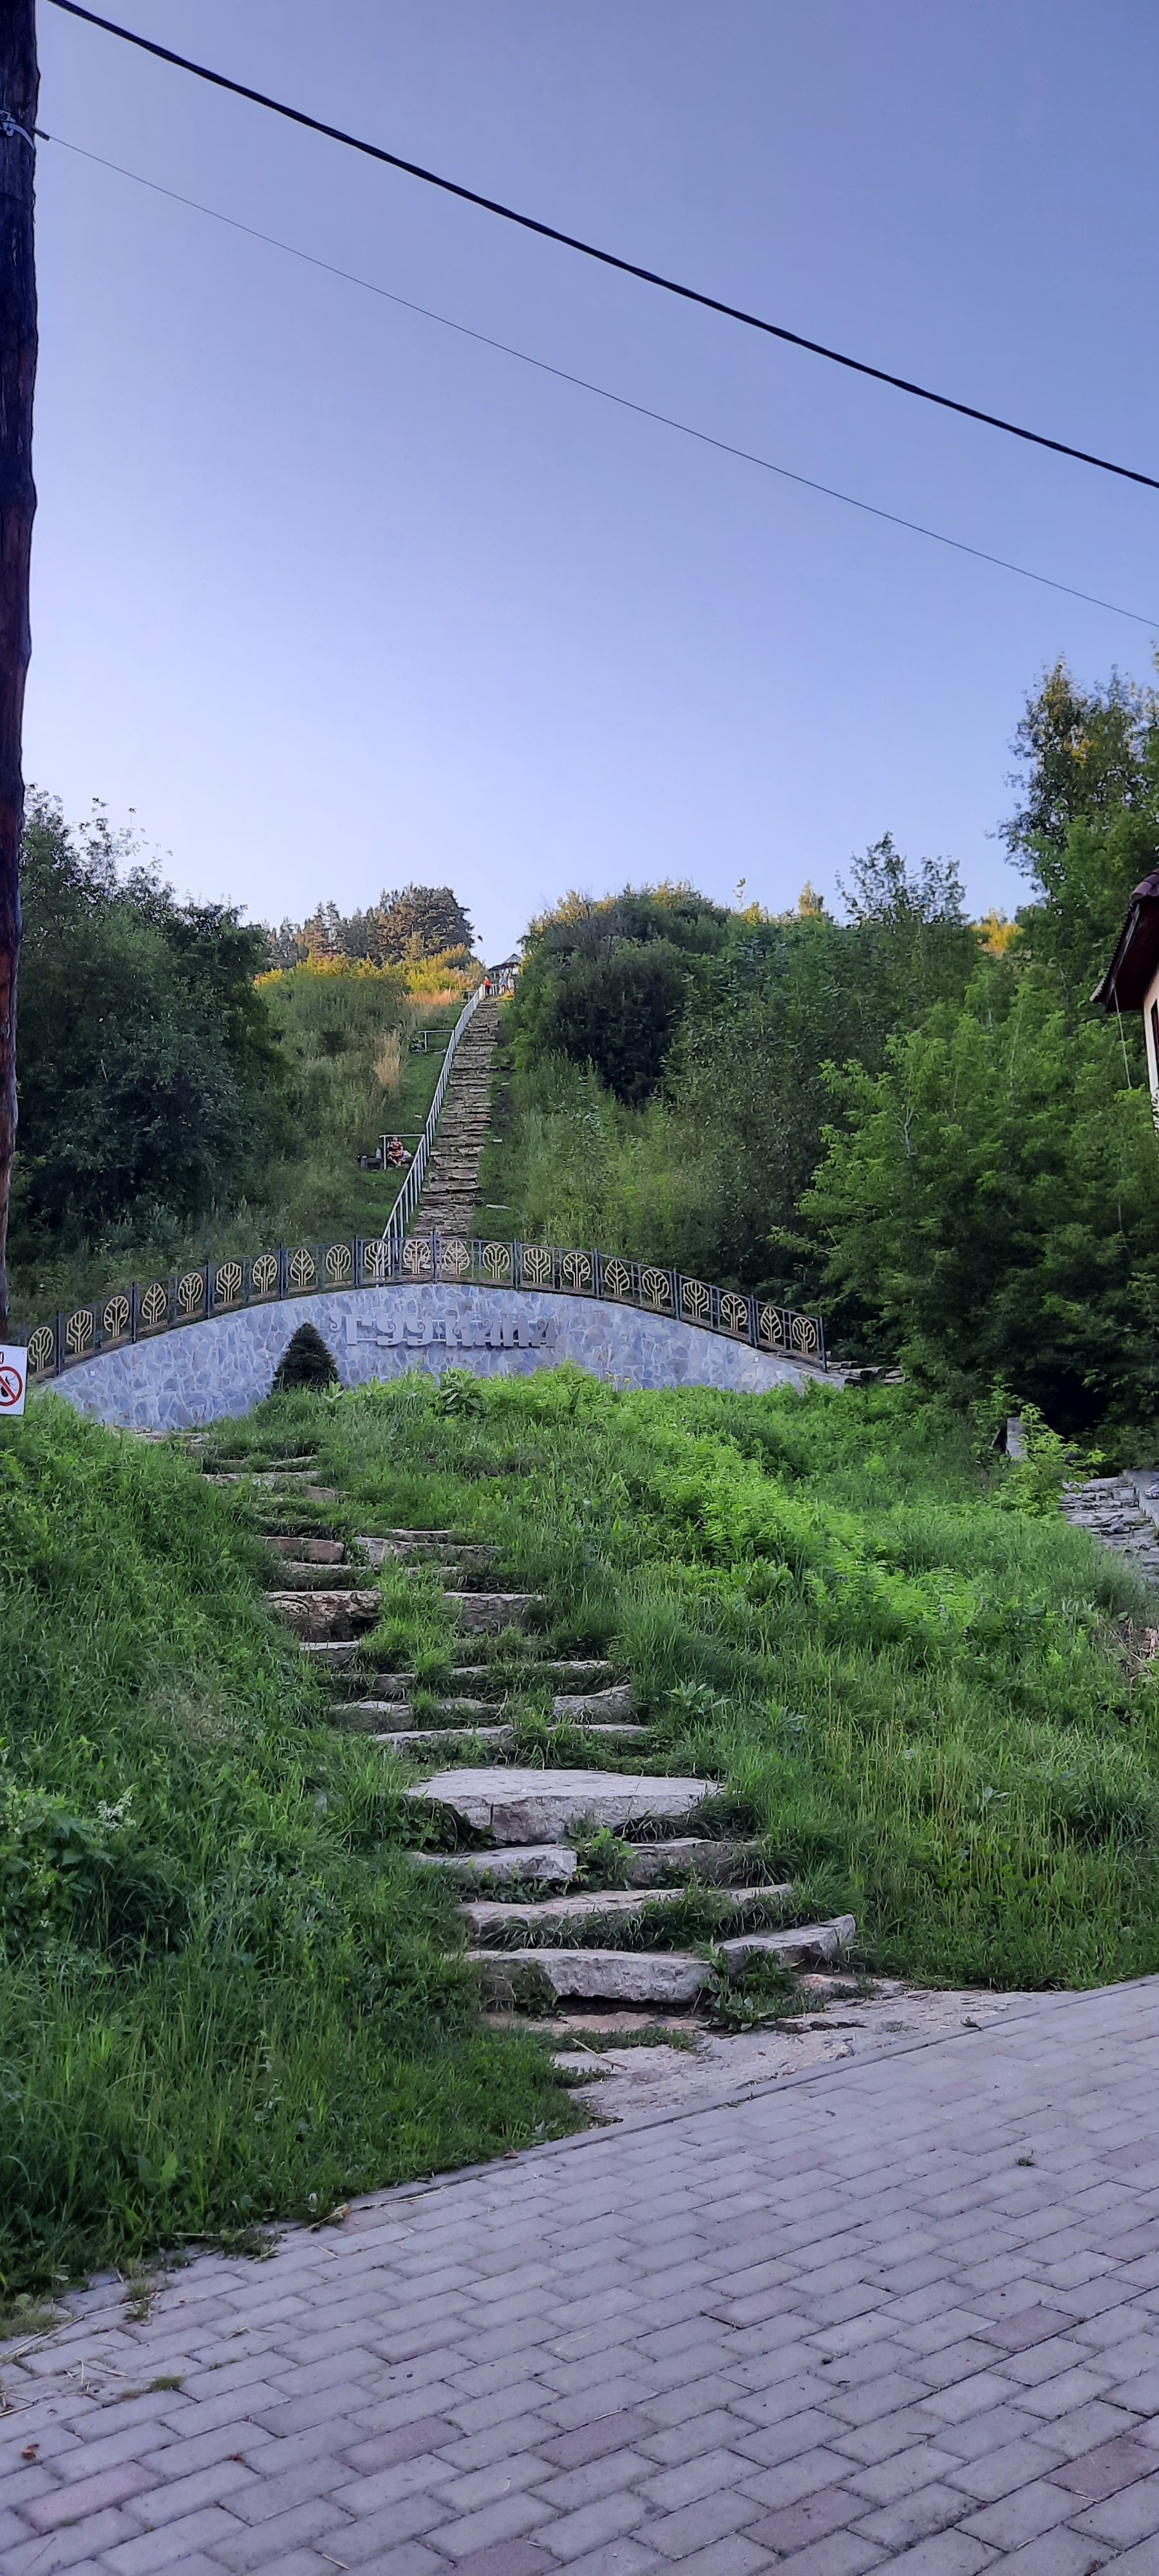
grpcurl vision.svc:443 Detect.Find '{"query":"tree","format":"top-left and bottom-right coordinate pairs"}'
top-left (12, 797), bottom-right (288, 1249)
top-left (0, 6), bottom-right (38, 1331)
top-left (264, 883), bottom-right (476, 969)
top-left (1001, 661), bottom-right (1159, 1005)
top-left (802, 961), bottom-right (1159, 1428)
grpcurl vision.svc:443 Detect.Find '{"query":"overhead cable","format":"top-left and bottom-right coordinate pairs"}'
top-left (46, 0), bottom-right (1159, 495)
top-left (42, 131), bottom-right (1159, 633)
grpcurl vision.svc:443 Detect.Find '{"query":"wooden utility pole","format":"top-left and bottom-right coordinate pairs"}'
top-left (0, 1), bottom-right (37, 1336)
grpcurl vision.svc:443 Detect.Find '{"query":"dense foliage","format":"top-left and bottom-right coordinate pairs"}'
top-left (12, 796), bottom-right (288, 1253)
top-left (488, 661), bottom-right (1159, 1435)
top-left (268, 883), bottom-right (476, 970)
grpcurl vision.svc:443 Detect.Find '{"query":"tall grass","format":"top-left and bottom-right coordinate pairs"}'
top-left (0, 1399), bottom-right (571, 2293)
top-left (222, 1370), bottom-right (1159, 2002)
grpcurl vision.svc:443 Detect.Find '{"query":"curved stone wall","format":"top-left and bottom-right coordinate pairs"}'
top-left (47, 1283), bottom-right (834, 1432)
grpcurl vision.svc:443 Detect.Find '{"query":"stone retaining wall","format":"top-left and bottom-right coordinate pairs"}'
top-left (46, 1283), bottom-right (834, 1431)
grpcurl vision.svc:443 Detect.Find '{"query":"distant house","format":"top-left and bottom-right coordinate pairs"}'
top-left (1093, 867), bottom-right (1159, 1106)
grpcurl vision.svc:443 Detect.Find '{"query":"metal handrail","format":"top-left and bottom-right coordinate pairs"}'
top-left (381, 980), bottom-right (486, 1249)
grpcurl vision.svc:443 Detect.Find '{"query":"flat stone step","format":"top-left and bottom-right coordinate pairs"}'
top-left (266, 1537), bottom-right (345, 1563)
top-left (416, 1844), bottom-right (580, 1885)
top-left (337, 1660), bottom-right (617, 1701)
top-left (357, 1535), bottom-right (495, 1566)
top-left (467, 1916), bottom-right (855, 2005)
top-left (409, 1767), bottom-right (716, 1841)
top-left (473, 1949), bottom-right (710, 2008)
top-left (208, 1470), bottom-right (335, 1490)
top-left (717, 1918), bottom-right (856, 1970)
top-left (266, 1564), bottom-right (366, 1590)
top-left (418, 1837), bottom-right (766, 1888)
top-left (449, 1593), bottom-right (544, 1631)
top-left (299, 1640), bottom-right (363, 1667)
top-left (266, 1589), bottom-right (380, 1639)
top-left (553, 1685), bottom-right (634, 1721)
top-left (625, 1837), bottom-right (767, 1887)
top-left (377, 1723), bottom-right (646, 1754)
top-left (460, 1883), bottom-right (791, 1940)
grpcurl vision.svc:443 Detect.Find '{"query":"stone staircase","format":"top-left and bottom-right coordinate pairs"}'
top-left (207, 1446), bottom-right (855, 2028)
top-left (408, 996), bottom-right (500, 1241)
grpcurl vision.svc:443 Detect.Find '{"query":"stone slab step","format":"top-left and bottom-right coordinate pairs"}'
top-left (299, 1639), bottom-right (363, 1667)
top-left (336, 1660), bottom-right (616, 1701)
top-left (209, 1470), bottom-right (334, 1489)
top-left (377, 1724), bottom-right (646, 1753)
top-left (460, 1883), bottom-right (791, 1939)
top-left (717, 1917), bottom-right (856, 1970)
top-left (472, 1949), bottom-right (710, 2007)
top-left (625, 1837), bottom-right (766, 1888)
top-left (467, 1916), bottom-right (855, 2005)
top-left (211, 1454), bottom-right (318, 1473)
top-left (449, 1594), bottom-right (544, 1631)
top-left (408, 1767), bottom-right (715, 1841)
top-left (417, 1837), bottom-right (763, 1888)
top-left (554, 1685), bottom-right (634, 1721)
top-left (357, 1535), bottom-right (495, 1567)
top-left (267, 1589), bottom-right (380, 1638)
top-left (416, 1844), bottom-right (580, 1885)
top-left (266, 1537), bottom-right (345, 1564)
top-left (265, 1564), bottom-right (366, 1590)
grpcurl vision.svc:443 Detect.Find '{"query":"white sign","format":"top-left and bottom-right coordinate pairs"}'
top-left (0, 1346), bottom-right (28, 1416)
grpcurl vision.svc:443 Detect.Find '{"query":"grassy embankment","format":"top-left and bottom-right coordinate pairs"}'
top-left (4, 1370), bottom-right (1156, 2295)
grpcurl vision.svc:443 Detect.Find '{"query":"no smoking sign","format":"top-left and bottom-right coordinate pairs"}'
top-left (0, 1346), bottom-right (28, 1417)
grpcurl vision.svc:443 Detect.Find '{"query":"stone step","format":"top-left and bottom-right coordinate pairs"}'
top-left (377, 1723), bottom-right (647, 1754)
top-left (473, 1949), bottom-right (710, 2008)
top-left (416, 1844), bottom-right (581, 1885)
top-left (355, 1698), bottom-right (640, 1723)
top-left (266, 1589), bottom-right (380, 1639)
top-left (469, 1916), bottom-right (855, 2007)
top-left (299, 1639), bottom-right (363, 1667)
top-left (408, 1766), bottom-right (716, 1841)
top-left (717, 1917), bottom-right (857, 1971)
top-left (267, 1564), bottom-right (367, 1590)
top-left (553, 1685), bottom-right (634, 1721)
top-left (449, 1593), bottom-right (544, 1631)
top-left (416, 1835), bottom-right (762, 1889)
top-left (460, 1882), bottom-right (791, 1940)
top-left (622, 1837), bottom-right (767, 1888)
top-left (335, 1660), bottom-right (617, 1700)
top-left (357, 1534), bottom-right (495, 1564)
top-left (208, 1469), bottom-right (332, 1488)
top-left (211, 1454), bottom-right (319, 1473)
top-left (266, 1537), bottom-right (345, 1563)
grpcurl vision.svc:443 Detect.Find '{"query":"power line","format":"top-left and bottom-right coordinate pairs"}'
top-left (46, 0), bottom-right (1159, 497)
top-left (42, 130), bottom-right (1159, 634)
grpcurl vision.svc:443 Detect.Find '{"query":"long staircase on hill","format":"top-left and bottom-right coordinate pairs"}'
top-left (204, 1449), bottom-right (856, 2023)
top-left (407, 996), bottom-right (500, 1242)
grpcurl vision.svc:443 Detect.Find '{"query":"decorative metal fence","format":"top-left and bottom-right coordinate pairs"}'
top-left (24, 1234), bottom-right (826, 1384)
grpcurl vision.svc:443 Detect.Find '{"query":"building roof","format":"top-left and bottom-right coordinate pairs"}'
top-left (1092, 867), bottom-right (1159, 1011)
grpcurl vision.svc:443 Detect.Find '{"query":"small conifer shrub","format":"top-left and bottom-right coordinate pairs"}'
top-left (271, 1323), bottom-right (339, 1393)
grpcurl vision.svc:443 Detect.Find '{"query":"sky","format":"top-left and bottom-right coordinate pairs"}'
top-left (24, 0), bottom-right (1159, 959)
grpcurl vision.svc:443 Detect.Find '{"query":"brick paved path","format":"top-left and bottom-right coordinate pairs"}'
top-left (8, 1979), bottom-right (1159, 2575)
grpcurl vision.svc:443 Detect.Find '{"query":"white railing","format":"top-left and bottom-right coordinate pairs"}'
top-left (381, 980), bottom-right (487, 1249)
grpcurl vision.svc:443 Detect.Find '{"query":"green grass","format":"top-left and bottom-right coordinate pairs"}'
top-left (7, 1367), bottom-right (1159, 2295)
top-left (208, 1368), bottom-right (1159, 2007)
top-left (0, 1399), bottom-right (573, 2295)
